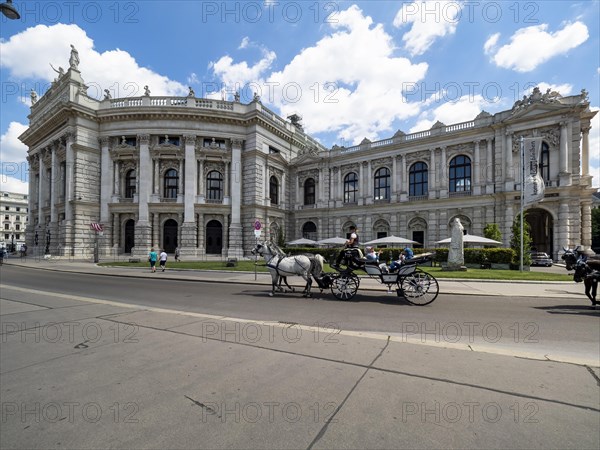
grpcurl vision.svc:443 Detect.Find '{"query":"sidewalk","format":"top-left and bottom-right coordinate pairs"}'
top-left (2, 257), bottom-right (586, 299)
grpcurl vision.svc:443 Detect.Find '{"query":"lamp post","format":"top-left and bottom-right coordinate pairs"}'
top-left (0, 0), bottom-right (20, 19)
top-left (10, 232), bottom-right (15, 253)
top-left (45, 229), bottom-right (51, 255)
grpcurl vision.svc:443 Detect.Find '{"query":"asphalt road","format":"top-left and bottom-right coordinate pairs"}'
top-left (1, 265), bottom-right (599, 449)
top-left (2, 265), bottom-right (598, 361)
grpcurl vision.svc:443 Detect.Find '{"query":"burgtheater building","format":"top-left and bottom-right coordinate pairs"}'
top-left (20, 59), bottom-right (597, 260)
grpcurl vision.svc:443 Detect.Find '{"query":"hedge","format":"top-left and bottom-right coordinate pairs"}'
top-left (282, 246), bottom-right (514, 265)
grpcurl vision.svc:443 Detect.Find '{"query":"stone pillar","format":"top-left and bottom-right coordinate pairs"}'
top-left (198, 159), bottom-right (205, 203)
top-left (112, 213), bottom-right (120, 251)
top-left (112, 160), bottom-right (120, 199)
top-left (558, 201), bottom-right (570, 248)
top-left (473, 140), bottom-right (481, 195)
top-left (37, 152), bottom-right (45, 226)
top-left (486, 138), bottom-right (494, 194)
top-left (99, 137), bottom-right (111, 223)
top-left (153, 158), bottom-right (160, 197)
top-left (181, 135), bottom-right (198, 254)
top-left (391, 156), bottom-right (398, 201)
top-left (400, 154), bottom-right (407, 201)
top-left (177, 158), bottom-right (184, 202)
top-left (428, 210), bottom-right (438, 245)
top-left (63, 132), bottom-right (75, 256)
top-left (429, 148), bottom-right (436, 199)
top-left (152, 212), bottom-right (160, 249)
top-left (366, 160), bottom-right (372, 204)
top-left (439, 147), bottom-right (448, 197)
top-left (358, 163), bottom-right (365, 205)
top-left (224, 161), bottom-right (230, 203)
top-left (50, 146), bottom-right (58, 223)
top-left (337, 166), bottom-right (342, 203)
top-left (581, 125), bottom-right (590, 177)
top-left (227, 139), bottom-right (244, 258)
top-left (503, 202), bottom-right (513, 248)
top-left (505, 131), bottom-right (514, 189)
top-left (559, 122), bottom-right (569, 170)
top-left (134, 134), bottom-right (151, 255)
top-left (581, 202), bottom-right (592, 249)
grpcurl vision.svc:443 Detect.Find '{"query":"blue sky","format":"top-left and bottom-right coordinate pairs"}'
top-left (1, 0), bottom-right (599, 193)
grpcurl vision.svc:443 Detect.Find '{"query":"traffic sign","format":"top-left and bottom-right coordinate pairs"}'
top-left (254, 220), bottom-right (262, 230)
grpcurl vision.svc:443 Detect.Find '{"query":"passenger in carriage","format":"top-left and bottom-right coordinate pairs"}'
top-left (389, 247), bottom-right (414, 272)
top-left (365, 246), bottom-right (389, 273)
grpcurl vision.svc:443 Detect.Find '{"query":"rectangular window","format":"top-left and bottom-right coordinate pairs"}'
top-left (15, 225), bottom-right (20, 231)
top-left (203, 138), bottom-right (226, 148)
top-left (4, 215), bottom-right (8, 220)
top-left (16, 207), bottom-right (20, 212)
top-left (16, 234), bottom-right (20, 240)
top-left (4, 224), bottom-right (8, 230)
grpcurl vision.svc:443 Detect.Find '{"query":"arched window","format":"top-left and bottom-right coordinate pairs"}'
top-left (449, 155), bottom-right (471, 192)
top-left (269, 176), bottom-right (279, 205)
top-left (125, 170), bottom-right (136, 198)
top-left (207, 171), bottom-right (223, 201)
top-left (539, 142), bottom-right (550, 182)
top-left (374, 167), bottom-right (390, 200)
top-left (304, 178), bottom-right (315, 205)
top-left (302, 221), bottom-right (317, 240)
top-left (164, 169), bottom-right (178, 198)
top-left (343, 172), bottom-right (358, 203)
top-left (409, 162), bottom-right (428, 197)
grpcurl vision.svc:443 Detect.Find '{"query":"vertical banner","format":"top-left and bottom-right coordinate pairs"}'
top-left (523, 138), bottom-right (545, 206)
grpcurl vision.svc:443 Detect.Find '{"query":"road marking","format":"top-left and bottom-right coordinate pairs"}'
top-left (2, 284), bottom-right (598, 366)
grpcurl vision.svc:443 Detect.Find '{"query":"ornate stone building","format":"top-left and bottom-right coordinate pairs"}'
top-left (19, 60), bottom-right (597, 260)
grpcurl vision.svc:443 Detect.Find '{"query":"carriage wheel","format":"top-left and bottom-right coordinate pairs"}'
top-left (331, 274), bottom-right (360, 300)
top-left (400, 269), bottom-right (439, 305)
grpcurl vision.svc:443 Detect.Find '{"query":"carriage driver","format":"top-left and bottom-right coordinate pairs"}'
top-left (332, 226), bottom-right (360, 269)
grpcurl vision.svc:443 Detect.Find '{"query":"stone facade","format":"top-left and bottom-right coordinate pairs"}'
top-left (0, 191), bottom-right (29, 252)
top-left (19, 66), bottom-right (597, 260)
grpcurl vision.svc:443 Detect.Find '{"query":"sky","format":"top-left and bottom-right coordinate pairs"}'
top-left (1, 0), bottom-right (599, 194)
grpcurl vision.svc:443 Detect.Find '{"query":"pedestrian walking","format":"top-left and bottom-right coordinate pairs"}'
top-left (159, 249), bottom-right (168, 272)
top-left (148, 248), bottom-right (158, 272)
top-left (175, 247), bottom-right (181, 262)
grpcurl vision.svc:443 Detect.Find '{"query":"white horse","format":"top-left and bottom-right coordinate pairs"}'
top-left (251, 242), bottom-right (325, 297)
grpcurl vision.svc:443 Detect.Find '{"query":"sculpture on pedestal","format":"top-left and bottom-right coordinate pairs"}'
top-left (447, 218), bottom-right (466, 270)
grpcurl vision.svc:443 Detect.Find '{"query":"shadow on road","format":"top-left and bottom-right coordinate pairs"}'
top-left (534, 304), bottom-right (600, 317)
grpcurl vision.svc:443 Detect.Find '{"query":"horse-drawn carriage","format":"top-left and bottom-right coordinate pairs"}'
top-left (561, 246), bottom-right (599, 307)
top-left (252, 243), bottom-right (439, 305)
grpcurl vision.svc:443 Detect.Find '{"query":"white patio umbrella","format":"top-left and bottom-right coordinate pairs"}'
top-left (363, 235), bottom-right (419, 246)
top-left (316, 237), bottom-right (348, 246)
top-left (286, 238), bottom-right (318, 246)
top-left (435, 235), bottom-right (503, 246)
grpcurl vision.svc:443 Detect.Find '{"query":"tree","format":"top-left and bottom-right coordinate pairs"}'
top-left (592, 207), bottom-right (600, 252)
top-left (277, 227), bottom-right (286, 248)
top-left (510, 212), bottom-right (532, 267)
top-left (483, 223), bottom-right (502, 242)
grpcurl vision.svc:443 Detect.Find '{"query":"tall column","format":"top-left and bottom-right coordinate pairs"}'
top-left (153, 158), bottom-right (160, 195)
top-left (486, 138), bottom-right (493, 194)
top-left (505, 131), bottom-right (513, 184)
top-left (224, 161), bottom-right (230, 200)
top-left (178, 158), bottom-right (184, 202)
top-left (135, 134), bottom-right (151, 255)
top-left (559, 121), bottom-right (571, 186)
top-left (263, 160), bottom-right (269, 205)
top-left (50, 146), bottom-right (58, 223)
top-left (366, 160), bottom-right (372, 204)
top-left (296, 173), bottom-right (301, 205)
top-left (337, 166), bottom-right (342, 203)
top-left (37, 151), bottom-right (45, 226)
top-left (99, 137), bottom-right (111, 223)
top-left (198, 159), bottom-right (205, 203)
top-left (391, 156), bottom-right (398, 201)
top-left (581, 202), bottom-right (592, 249)
top-left (473, 140), bottom-right (481, 195)
top-left (358, 163), bottom-right (364, 205)
top-left (181, 135), bottom-right (198, 253)
top-left (428, 148), bottom-right (436, 199)
top-left (400, 154), bottom-right (407, 201)
top-left (440, 147), bottom-right (448, 197)
top-left (581, 125), bottom-right (590, 177)
top-left (558, 201), bottom-right (570, 249)
top-left (228, 139), bottom-right (244, 258)
top-left (63, 132), bottom-right (75, 255)
top-left (112, 213), bottom-right (119, 250)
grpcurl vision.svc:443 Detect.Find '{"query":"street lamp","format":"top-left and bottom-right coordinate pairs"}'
top-left (10, 232), bottom-right (15, 253)
top-left (0, 1), bottom-right (20, 19)
top-left (45, 229), bottom-right (51, 255)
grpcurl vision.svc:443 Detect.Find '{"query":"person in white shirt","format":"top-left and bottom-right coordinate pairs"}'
top-left (159, 250), bottom-right (168, 272)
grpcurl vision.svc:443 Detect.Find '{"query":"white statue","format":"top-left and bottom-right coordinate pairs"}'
top-left (447, 218), bottom-right (465, 269)
top-left (69, 45), bottom-right (80, 70)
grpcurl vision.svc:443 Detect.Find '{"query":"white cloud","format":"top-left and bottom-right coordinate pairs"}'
top-left (259, 5), bottom-right (427, 144)
top-left (0, 24), bottom-right (187, 98)
top-left (489, 22), bottom-right (589, 72)
top-left (0, 122), bottom-right (28, 165)
top-left (0, 177), bottom-right (28, 195)
top-left (210, 49), bottom-right (276, 91)
top-left (524, 83), bottom-right (573, 97)
top-left (408, 94), bottom-right (492, 133)
top-left (0, 122), bottom-right (29, 195)
top-left (239, 36), bottom-right (251, 49)
top-left (187, 72), bottom-right (199, 85)
top-left (483, 33), bottom-right (500, 55)
top-left (393, 1), bottom-right (461, 56)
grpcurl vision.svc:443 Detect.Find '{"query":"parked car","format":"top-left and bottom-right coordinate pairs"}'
top-left (530, 252), bottom-right (553, 267)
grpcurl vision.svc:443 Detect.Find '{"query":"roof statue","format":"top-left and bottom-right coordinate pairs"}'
top-left (69, 44), bottom-right (80, 70)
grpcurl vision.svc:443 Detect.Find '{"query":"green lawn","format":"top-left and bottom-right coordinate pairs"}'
top-left (99, 261), bottom-right (572, 281)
